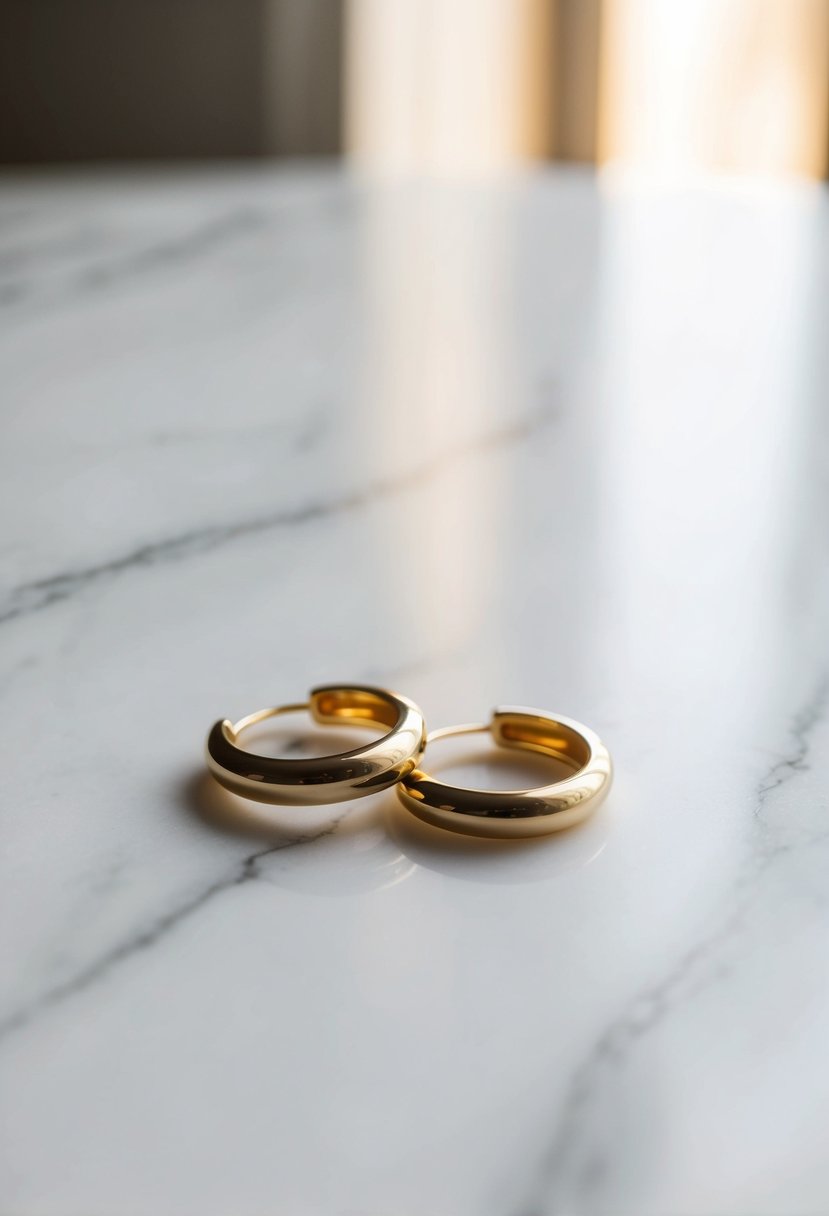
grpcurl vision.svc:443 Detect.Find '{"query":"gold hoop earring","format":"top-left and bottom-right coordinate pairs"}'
top-left (396, 707), bottom-right (611, 837)
top-left (206, 685), bottom-right (426, 806)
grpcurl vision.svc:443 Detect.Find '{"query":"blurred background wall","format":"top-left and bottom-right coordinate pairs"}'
top-left (1, 0), bottom-right (827, 177)
top-left (0, 0), bottom-right (343, 161)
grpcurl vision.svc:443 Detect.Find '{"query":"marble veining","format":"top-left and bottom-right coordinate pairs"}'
top-left (0, 814), bottom-right (350, 1046)
top-left (1, 166), bottom-right (828, 1216)
top-left (0, 206), bottom-right (266, 317)
top-left (517, 671), bottom-right (829, 1214)
top-left (0, 396), bottom-right (558, 627)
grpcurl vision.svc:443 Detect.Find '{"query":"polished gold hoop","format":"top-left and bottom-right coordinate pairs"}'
top-left (396, 708), bottom-right (612, 838)
top-left (206, 685), bottom-right (426, 806)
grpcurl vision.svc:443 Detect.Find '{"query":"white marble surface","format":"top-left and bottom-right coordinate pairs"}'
top-left (1, 164), bottom-right (828, 1216)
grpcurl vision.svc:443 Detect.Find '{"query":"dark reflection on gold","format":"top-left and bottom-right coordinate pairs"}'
top-left (206, 684), bottom-right (426, 806)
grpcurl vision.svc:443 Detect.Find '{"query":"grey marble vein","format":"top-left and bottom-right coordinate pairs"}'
top-left (0, 399), bottom-right (559, 627)
top-left (0, 207), bottom-right (267, 316)
top-left (514, 671), bottom-right (829, 1216)
top-left (140, 414), bottom-right (323, 452)
top-left (754, 675), bottom-right (829, 811)
top-left (0, 813), bottom-right (348, 1048)
top-left (0, 223), bottom-right (103, 275)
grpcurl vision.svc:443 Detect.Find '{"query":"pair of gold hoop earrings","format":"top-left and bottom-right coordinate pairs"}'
top-left (206, 685), bottom-right (612, 839)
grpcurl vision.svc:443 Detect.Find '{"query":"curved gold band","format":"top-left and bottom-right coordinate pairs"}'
top-left (206, 685), bottom-right (427, 806)
top-left (396, 708), bottom-right (612, 838)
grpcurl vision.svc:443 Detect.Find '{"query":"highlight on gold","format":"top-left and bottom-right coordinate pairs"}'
top-left (397, 708), bottom-right (613, 838)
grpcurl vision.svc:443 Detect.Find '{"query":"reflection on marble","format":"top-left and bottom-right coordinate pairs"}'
top-left (1, 165), bottom-right (828, 1216)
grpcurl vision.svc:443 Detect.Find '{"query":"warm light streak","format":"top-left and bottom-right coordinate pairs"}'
top-left (344, 0), bottom-right (553, 173)
top-left (599, 0), bottom-right (829, 179)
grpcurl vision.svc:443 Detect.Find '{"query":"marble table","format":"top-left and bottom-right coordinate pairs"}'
top-left (1, 164), bottom-right (828, 1216)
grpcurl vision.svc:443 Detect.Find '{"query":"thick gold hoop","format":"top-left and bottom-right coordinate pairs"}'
top-left (396, 707), bottom-right (612, 837)
top-left (206, 685), bottom-right (427, 806)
